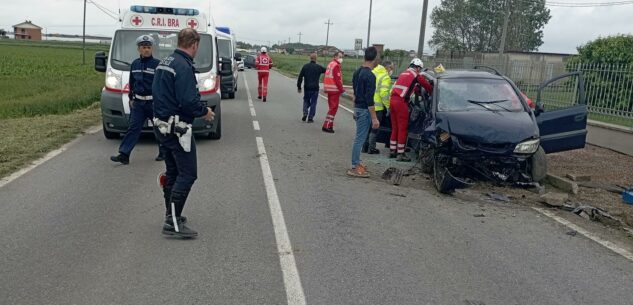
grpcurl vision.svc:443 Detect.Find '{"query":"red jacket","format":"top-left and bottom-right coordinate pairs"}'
top-left (323, 60), bottom-right (344, 93)
top-left (391, 68), bottom-right (433, 100)
top-left (255, 53), bottom-right (273, 71)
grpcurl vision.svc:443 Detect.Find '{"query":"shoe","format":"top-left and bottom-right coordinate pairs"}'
top-left (347, 164), bottom-right (370, 178)
top-left (322, 127), bottom-right (335, 133)
top-left (307, 118), bottom-right (314, 123)
top-left (263, 96), bottom-right (267, 102)
top-left (301, 114), bottom-right (307, 122)
top-left (368, 148), bottom-right (380, 154)
top-left (396, 153), bottom-right (411, 162)
top-left (110, 153), bottom-right (129, 164)
top-left (155, 153), bottom-right (164, 162)
top-left (389, 152), bottom-right (398, 159)
top-left (162, 216), bottom-right (197, 238)
top-left (257, 96), bottom-right (261, 99)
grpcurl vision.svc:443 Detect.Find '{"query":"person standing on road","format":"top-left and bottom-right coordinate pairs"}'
top-left (297, 53), bottom-right (326, 123)
top-left (347, 47), bottom-right (379, 178)
top-left (363, 60), bottom-right (394, 154)
top-left (255, 47), bottom-right (273, 102)
top-left (389, 58), bottom-right (434, 162)
top-left (322, 51), bottom-right (345, 133)
top-left (110, 35), bottom-right (162, 165)
top-left (152, 28), bottom-right (215, 238)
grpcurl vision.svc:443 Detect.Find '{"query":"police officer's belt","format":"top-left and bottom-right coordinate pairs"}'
top-left (134, 94), bottom-right (153, 101)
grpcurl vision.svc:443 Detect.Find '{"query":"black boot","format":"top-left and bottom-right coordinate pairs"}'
top-left (110, 153), bottom-right (129, 164)
top-left (263, 96), bottom-right (267, 102)
top-left (362, 142), bottom-right (369, 153)
top-left (155, 153), bottom-right (164, 161)
top-left (301, 114), bottom-right (307, 122)
top-left (257, 96), bottom-right (261, 99)
top-left (162, 190), bottom-right (196, 238)
top-left (163, 187), bottom-right (186, 224)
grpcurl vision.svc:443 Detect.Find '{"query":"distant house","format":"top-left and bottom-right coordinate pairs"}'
top-left (13, 20), bottom-right (42, 41)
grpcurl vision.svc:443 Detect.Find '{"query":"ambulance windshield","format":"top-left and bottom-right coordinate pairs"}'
top-left (110, 30), bottom-right (214, 72)
top-left (217, 38), bottom-right (232, 60)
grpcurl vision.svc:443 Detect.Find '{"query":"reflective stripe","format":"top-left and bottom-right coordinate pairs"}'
top-left (134, 94), bottom-right (153, 101)
top-left (131, 69), bottom-right (142, 73)
top-left (156, 65), bottom-right (176, 76)
top-left (171, 203), bottom-right (179, 233)
top-left (131, 69), bottom-right (155, 75)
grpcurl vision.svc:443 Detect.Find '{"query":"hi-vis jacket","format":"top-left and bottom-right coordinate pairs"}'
top-left (255, 53), bottom-right (273, 72)
top-left (390, 68), bottom-right (434, 100)
top-left (372, 64), bottom-right (392, 111)
top-left (323, 60), bottom-right (344, 93)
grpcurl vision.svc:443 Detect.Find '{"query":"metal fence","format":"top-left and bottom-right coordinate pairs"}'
top-left (388, 56), bottom-right (633, 126)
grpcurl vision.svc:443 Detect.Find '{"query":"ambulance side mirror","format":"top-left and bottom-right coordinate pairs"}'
top-left (219, 58), bottom-right (232, 76)
top-left (95, 51), bottom-right (107, 73)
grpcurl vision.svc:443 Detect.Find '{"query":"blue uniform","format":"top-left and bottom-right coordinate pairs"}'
top-left (153, 49), bottom-right (209, 215)
top-left (117, 55), bottom-right (160, 157)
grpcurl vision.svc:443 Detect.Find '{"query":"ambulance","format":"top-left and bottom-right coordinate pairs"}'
top-left (95, 5), bottom-right (222, 140)
top-left (216, 26), bottom-right (240, 100)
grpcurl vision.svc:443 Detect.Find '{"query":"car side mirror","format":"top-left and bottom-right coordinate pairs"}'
top-left (95, 51), bottom-right (107, 72)
top-left (534, 103), bottom-right (545, 116)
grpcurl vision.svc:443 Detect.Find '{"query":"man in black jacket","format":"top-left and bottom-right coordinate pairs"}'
top-left (297, 53), bottom-right (326, 123)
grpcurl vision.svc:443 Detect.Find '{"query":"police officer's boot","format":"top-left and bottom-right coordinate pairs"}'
top-left (162, 190), bottom-right (197, 238)
top-left (164, 187), bottom-right (186, 224)
top-left (155, 152), bottom-right (165, 162)
top-left (110, 153), bottom-right (129, 164)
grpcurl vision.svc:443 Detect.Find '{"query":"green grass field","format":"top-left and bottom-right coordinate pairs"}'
top-left (0, 39), bottom-right (106, 178)
top-left (271, 53), bottom-right (364, 85)
top-left (0, 40), bottom-right (107, 119)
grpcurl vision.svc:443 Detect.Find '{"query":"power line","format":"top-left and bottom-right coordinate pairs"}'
top-left (87, 0), bottom-right (118, 20)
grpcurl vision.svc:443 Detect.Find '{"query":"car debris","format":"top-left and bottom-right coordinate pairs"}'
top-left (572, 206), bottom-right (622, 227)
top-left (486, 192), bottom-right (511, 202)
top-left (623, 188), bottom-right (633, 205)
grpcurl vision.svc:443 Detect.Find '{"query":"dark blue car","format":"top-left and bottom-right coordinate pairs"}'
top-left (379, 67), bottom-right (588, 193)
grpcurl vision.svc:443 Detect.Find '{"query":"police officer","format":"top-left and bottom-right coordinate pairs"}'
top-left (153, 28), bottom-right (214, 238)
top-left (110, 35), bottom-right (163, 164)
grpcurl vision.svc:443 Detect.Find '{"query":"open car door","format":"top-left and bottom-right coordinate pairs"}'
top-left (535, 71), bottom-right (587, 154)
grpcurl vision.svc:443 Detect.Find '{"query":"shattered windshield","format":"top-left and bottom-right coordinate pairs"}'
top-left (110, 30), bottom-right (214, 72)
top-left (437, 78), bottom-right (523, 112)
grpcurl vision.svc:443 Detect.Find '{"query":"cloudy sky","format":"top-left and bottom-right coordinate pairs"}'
top-left (2, 0), bottom-right (633, 54)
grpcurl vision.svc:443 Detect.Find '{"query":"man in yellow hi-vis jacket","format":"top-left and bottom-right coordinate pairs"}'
top-left (363, 60), bottom-right (394, 154)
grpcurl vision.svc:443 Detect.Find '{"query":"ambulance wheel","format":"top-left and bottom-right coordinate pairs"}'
top-left (103, 123), bottom-right (119, 139)
top-left (228, 92), bottom-right (235, 99)
top-left (207, 116), bottom-right (222, 140)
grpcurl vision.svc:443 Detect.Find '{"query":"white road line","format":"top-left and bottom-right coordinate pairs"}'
top-left (250, 107), bottom-right (257, 117)
top-left (0, 125), bottom-right (102, 189)
top-left (318, 93), bottom-right (354, 114)
top-left (244, 74), bottom-right (307, 305)
top-left (533, 207), bottom-right (633, 262)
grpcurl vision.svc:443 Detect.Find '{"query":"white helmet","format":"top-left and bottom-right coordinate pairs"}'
top-left (261, 47), bottom-right (267, 53)
top-left (410, 58), bottom-right (424, 69)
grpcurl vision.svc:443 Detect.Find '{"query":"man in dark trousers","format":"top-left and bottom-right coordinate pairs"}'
top-left (110, 35), bottom-right (162, 164)
top-left (153, 28), bottom-right (215, 238)
top-left (297, 53), bottom-right (326, 123)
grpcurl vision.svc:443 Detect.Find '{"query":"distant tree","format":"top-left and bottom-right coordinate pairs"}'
top-left (429, 0), bottom-right (551, 52)
top-left (0, 29), bottom-right (7, 38)
top-left (287, 47), bottom-right (295, 55)
top-left (567, 35), bottom-right (633, 112)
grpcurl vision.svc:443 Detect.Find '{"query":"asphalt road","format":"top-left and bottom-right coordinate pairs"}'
top-left (1, 69), bottom-right (632, 305)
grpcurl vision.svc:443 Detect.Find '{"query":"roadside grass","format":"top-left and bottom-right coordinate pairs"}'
top-left (0, 103), bottom-right (101, 179)
top-left (271, 53), bottom-right (363, 85)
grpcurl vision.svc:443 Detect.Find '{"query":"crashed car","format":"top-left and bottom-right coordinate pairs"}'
top-left (378, 66), bottom-right (588, 193)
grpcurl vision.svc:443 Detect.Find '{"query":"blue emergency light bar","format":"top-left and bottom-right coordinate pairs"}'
top-left (130, 5), bottom-right (199, 16)
top-left (216, 27), bottom-right (231, 35)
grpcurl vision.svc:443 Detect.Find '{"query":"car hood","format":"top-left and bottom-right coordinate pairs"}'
top-left (436, 110), bottom-right (538, 144)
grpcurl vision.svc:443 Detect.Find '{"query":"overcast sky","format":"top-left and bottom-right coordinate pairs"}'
top-left (2, 0), bottom-right (633, 54)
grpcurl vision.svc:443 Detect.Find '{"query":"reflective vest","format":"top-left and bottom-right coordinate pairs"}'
top-left (323, 60), bottom-right (342, 93)
top-left (255, 53), bottom-right (273, 71)
top-left (391, 68), bottom-right (419, 99)
top-left (372, 64), bottom-right (391, 111)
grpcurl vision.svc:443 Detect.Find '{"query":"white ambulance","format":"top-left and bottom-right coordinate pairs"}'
top-left (95, 5), bottom-right (223, 140)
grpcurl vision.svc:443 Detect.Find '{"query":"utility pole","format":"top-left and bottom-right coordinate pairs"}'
top-left (83, 0), bottom-right (87, 64)
top-left (499, 0), bottom-right (511, 56)
top-left (325, 19), bottom-right (333, 48)
top-left (297, 32), bottom-right (302, 43)
top-left (367, 0), bottom-right (373, 48)
top-left (417, 0), bottom-right (429, 58)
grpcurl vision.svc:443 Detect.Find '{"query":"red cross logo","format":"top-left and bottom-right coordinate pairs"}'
top-left (131, 15), bottom-right (143, 26)
top-left (187, 19), bottom-right (198, 29)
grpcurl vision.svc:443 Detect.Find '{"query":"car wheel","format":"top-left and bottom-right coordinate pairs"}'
top-left (206, 115), bottom-right (222, 140)
top-left (530, 146), bottom-right (548, 182)
top-left (103, 122), bottom-right (119, 139)
top-left (433, 155), bottom-right (455, 194)
top-left (228, 92), bottom-right (235, 99)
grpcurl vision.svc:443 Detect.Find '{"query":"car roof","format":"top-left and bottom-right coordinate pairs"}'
top-left (435, 69), bottom-right (506, 80)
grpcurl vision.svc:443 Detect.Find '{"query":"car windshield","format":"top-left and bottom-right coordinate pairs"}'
top-left (110, 30), bottom-right (214, 72)
top-left (437, 78), bottom-right (523, 112)
top-left (217, 38), bottom-right (232, 60)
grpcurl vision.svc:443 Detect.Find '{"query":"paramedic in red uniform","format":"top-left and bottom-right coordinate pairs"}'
top-left (322, 51), bottom-right (345, 133)
top-left (389, 58), bottom-right (433, 162)
top-left (255, 47), bottom-right (273, 102)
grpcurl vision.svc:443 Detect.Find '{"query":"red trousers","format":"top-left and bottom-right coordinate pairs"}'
top-left (257, 72), bottom-right (269, 97)
top-left (323, 92), bottom-right (341, 129)
top-left (390, 96), bottom-right (409, 153)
